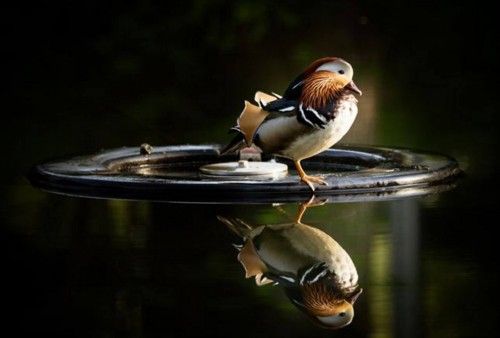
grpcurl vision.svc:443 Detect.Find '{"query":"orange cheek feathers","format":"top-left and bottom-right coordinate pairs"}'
top-left (301, 72), bottom-right (349, 108)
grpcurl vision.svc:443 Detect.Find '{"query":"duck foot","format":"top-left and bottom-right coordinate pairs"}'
top-left (300, 175), bottom-right (328, 191)
top-left (295, 195), bottom-right (328, 223)
top-left (294, 160), bottom-right (328, 191)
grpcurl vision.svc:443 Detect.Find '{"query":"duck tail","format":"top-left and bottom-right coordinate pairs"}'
top-left (219, 128), bottom-right (246, 155)
top-left (217, 216), bottom-right (253, 238)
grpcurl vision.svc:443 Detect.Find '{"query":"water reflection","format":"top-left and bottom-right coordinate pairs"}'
top-left (219, 198), bottom-right (362, 329)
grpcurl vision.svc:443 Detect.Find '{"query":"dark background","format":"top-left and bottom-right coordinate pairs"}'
top-left (2, 1), bottom-right (500, 337)
top-left (4, 1), bottom-right (499, 178)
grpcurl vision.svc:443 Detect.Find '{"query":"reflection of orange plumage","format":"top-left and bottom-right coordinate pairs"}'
top-left (218, 206), bottom-right (362, 329)
top-left (301, 282), bottom-right (359, 325)
top-left (221, 57), bottom-right (362, 190)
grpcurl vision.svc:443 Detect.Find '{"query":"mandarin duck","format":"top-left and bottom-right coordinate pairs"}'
top-left (218, 209), bottom-right (362, 329)
top-left (221, 57), bottom-right (362, 190)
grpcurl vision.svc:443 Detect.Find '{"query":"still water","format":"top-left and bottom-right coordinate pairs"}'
top-left (3, 178), bottom-right (497, 337)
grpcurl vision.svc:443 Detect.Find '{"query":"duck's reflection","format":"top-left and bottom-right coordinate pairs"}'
top-left (218, 199), bottom-right (362, 329)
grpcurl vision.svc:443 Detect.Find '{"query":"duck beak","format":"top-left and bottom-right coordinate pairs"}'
top-left (347, 288), bottom-right (363, 304)
top-left (345, 81), bottom-right (362, 95)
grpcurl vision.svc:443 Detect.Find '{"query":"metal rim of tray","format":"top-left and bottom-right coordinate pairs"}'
top-left (29, 144), bottom-right (461, 204)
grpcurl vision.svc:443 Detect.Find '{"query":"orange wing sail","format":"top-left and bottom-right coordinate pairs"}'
top-left (238, 240), bottom-right (273, 286)
top-left (237, 91), bottom-right (278, 146)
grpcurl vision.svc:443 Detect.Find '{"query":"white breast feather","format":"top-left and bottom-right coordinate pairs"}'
top-left (283, 101), bottom-right (358, 160)
top-left (255, 115), bottom-right (303, 146)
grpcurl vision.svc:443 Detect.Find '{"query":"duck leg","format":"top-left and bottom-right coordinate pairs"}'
top-left (295, 195), bottom-right (328, 223)
top-left (294, 160), bottom-right (328, 191)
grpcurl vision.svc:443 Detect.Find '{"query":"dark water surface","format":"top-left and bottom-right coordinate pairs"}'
top-left (3, 179), bottom-right (499, 337)
top-left (3, 1), bottom-right (500, 337)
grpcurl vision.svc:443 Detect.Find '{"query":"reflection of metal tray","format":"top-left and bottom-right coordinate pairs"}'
top-left (29, 144), bottom-right (461, 203)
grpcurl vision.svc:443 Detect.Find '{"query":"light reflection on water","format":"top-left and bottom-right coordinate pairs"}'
top-left (7, 180), bottom-right (488, 337)
top-left (218, 200), bottom-right (363, 330)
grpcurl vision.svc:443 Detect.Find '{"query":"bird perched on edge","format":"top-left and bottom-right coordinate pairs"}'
top-left (220, 57), bottom-right (362, 190)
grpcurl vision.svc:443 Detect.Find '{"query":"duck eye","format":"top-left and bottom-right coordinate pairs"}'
top-left (338, 70), bottom-right (345, 74)
top-left (339, 312), bottom-right (346, 317)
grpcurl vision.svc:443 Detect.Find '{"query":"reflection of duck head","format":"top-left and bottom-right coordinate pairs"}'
top-left (218, 214), bottom-right (362, 329)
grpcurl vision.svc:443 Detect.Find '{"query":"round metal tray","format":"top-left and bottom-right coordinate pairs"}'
top-left (29, 144), bottom-right (461, 203)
